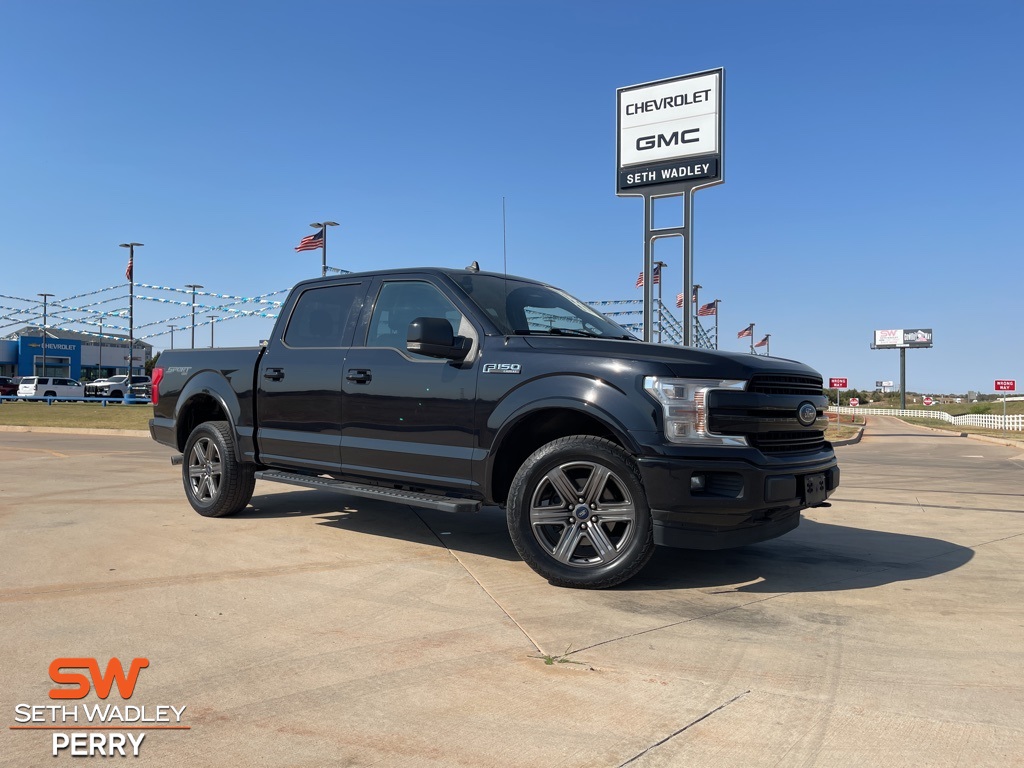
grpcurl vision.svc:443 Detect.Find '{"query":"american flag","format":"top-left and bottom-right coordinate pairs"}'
top-left (125, 254), bottom-right (133, 281)
top-left (737, 324), bottom-right (754, 339)
top-left (295, 229), bottom-right (324, 252)
top-left (697, 301), bottom-right (717, 317)
top-left (675, 292), bottom-right (684, 308)
top-left (691, 286), bottom-right (698, 303)
top-left (635, 264), bottom-right (661, 288)
top-left (754, 335), bottom-right (769, 348)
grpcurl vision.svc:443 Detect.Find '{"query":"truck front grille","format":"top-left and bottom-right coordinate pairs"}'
top-left (746, 374), bottom-right (824, 396)
top-left (747, 430), bottom-right (826, 455)
top-left (707, 373), bottom-right (828, 456)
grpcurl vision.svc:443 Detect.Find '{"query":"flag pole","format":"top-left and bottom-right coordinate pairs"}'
top-left (310, 221), bottom-right (339, 277)
top-left (654, 260), bottom-right (666, 343)
top-left (749, 323), bottom-right (755, 354)
top-left (714, 300), bottom-right (720, 350)
top-left (119, 242), bottom-right (143, 381)
top-left (692, 283), bottom-right (701, 345)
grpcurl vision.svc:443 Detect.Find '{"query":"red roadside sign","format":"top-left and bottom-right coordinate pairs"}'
top-left (848, 397), bottom-right (859, 407)
top-left (923, 396), bottom-right (934, 406)
top-left (994, 380), bottom-right (1016, 391)
top-left (829, 378), bottom-right (847, 389)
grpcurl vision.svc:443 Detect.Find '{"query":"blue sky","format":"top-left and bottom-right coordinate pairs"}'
top-left (1, 0), bottom-right (1021, 394)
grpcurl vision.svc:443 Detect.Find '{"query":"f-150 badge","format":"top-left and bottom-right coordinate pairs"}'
top-left (483, 363), bottom-right (522, 374)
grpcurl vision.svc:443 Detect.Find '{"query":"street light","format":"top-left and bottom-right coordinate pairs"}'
top-left (185, 284), bottom-right (204, 348)
top-left (37, 293), bottom-right (54, 376)
top-left (310, 221), bottom-right (339, 277)
top-left (168, 325), bottom-right (177, 350)
top-left (207, 315), bottom-right (218, 348)
top-left (119, 243), bottom-right (143, 376)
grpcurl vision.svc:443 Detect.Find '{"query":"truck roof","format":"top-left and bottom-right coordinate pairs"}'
top-left (291, 266), bottom-right (544, 289)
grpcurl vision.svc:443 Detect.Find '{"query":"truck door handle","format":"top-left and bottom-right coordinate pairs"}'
top-left (263, 368), bottom-right (285, 381)
top-left (346, 369), bottom-right (372, 384)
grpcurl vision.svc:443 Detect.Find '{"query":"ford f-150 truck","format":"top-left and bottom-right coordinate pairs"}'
top-left (150, 266), bottom-right (838, 588)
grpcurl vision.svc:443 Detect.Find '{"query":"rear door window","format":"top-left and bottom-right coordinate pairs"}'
top-left (284, 283), bottom-right (364, 348)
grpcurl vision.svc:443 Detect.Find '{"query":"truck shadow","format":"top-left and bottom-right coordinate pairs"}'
top-left (628, 518), bottom-right (974, 593)
top-left (242, 490), bottom-right (974, 593)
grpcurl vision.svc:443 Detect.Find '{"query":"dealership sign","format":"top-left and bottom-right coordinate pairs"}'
top-left (873, 328), bottom-right (933, 349)
top-left (617, 69), bottom-right (723, 194)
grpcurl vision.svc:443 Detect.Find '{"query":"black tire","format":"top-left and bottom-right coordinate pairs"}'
top-left (109, 390), bottom-right (123, 399)
top-left (507, 436), bottom-right (655, 589)
top-left (182, 421), bottom-right (256, 517)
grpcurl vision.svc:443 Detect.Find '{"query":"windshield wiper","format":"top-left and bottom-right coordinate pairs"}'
top-left (544, 327), bottom-right (601, 338)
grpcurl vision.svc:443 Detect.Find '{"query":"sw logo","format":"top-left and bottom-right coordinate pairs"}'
top-left (49, 657), bottom-right (149, 700)
top-left (13, 657), bottom-right (189, 758)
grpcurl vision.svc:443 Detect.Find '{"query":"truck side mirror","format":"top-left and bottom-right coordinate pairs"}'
top-left (407, 317), bottom-right (469, 361)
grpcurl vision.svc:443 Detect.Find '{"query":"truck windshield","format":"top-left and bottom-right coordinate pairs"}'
top-left (450, 274), bottom-right (636, 340)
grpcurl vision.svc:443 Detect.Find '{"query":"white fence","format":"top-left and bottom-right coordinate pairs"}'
top-left (830, 406), bottom-right (1024, 432)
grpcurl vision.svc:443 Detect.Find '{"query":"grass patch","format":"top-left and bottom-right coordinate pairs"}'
top-left (826, 424), bottom-right (861, 441)
top-left (532, 646), bottom-right (585, 666)
top-left (0, 400), bottom-right (152, 430)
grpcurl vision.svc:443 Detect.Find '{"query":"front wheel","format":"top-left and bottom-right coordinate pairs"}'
top-left (507, 436), bottom-right (655, 589)
top-left (182, 421), bottom-right (255, 517)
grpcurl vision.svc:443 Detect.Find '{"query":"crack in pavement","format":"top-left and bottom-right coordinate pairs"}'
top-left (616, 690), bottom-right (750, 766)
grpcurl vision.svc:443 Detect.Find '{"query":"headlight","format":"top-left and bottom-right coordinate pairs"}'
top-left (643, 376), bottom-right (748, 446)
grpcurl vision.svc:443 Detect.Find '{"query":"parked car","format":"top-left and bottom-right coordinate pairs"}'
top-left (86, 375), bottom-right (151, 399)
top-left (0, 376), bottom-right (18, 397)
top-left (84, 377), bottom-right (116, 398)
top-left (130, 379), bottom-right (153, 400)
top-left (17, 377), bottom-right (85, 400)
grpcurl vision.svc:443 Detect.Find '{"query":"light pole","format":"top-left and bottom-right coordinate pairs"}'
top-left (37, 293), bottom-right (54, 376)
top-left (119, 243), bottom-right (143, 376)
top-left (207, 315), bottom-right (218, 348)
top-left (168, 325), bottom-right (177, 350)
top-left (310, 221), bottom-right (339, 277)
top-left (185, 284), bottom-right (203, 348)
top-left (98, 317), bottom-right (104, 376)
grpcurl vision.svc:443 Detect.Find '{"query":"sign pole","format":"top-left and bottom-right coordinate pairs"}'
top-left (900, 348), bottom-right (907, 409)
top-left (617, 69), bottom-right (723, 347)
top-left (642, 196), bottom-right (653, 342)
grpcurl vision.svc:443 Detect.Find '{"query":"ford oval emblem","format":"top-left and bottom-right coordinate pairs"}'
top-left (797, 402), bottom-right (818, 427)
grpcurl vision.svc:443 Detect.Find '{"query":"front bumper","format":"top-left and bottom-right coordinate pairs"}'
top-left (637, 451), bottom-right (839, 550)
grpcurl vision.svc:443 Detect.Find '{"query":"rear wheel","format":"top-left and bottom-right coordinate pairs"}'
top-left (182, 421), bottom-right (255, 517)
top-left (507, 436), bottom-right (655, 589)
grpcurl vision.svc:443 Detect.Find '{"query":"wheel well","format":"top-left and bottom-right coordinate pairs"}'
top-left (176, 394), bottom-right (229, 451)
top-left (489, 409), bottom-right (622, 505)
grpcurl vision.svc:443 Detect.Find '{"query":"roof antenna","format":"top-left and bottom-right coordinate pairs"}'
top-left (466, 260), bottom-right (480, 272)
top-left (502, 196), bottom-right (510, 337)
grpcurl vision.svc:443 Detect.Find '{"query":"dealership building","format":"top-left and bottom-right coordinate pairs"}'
top-left (0, 326), bottom-right (153, 381)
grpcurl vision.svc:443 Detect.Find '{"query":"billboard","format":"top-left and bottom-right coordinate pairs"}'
top-left (873, 328), bottom-right (933, 349)
top-left (616, 69), bottom-right (723, 194)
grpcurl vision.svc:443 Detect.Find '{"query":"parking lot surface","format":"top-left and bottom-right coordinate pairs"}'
top-left (1, 416), bottom-right (1022, 766)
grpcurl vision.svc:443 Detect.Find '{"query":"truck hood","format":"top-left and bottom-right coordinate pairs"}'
top-left (519, 336), bottom-right (823, 382)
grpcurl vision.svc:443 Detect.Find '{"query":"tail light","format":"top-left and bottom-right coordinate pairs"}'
top-left (151, 367), bottom-right (163, 405)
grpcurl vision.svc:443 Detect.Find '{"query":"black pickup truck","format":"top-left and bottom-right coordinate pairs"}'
top-left (150, 266), bottom-right (838, 588)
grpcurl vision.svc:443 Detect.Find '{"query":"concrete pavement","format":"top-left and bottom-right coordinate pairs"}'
top-left (1, 417), bottom-right (1022, 766)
